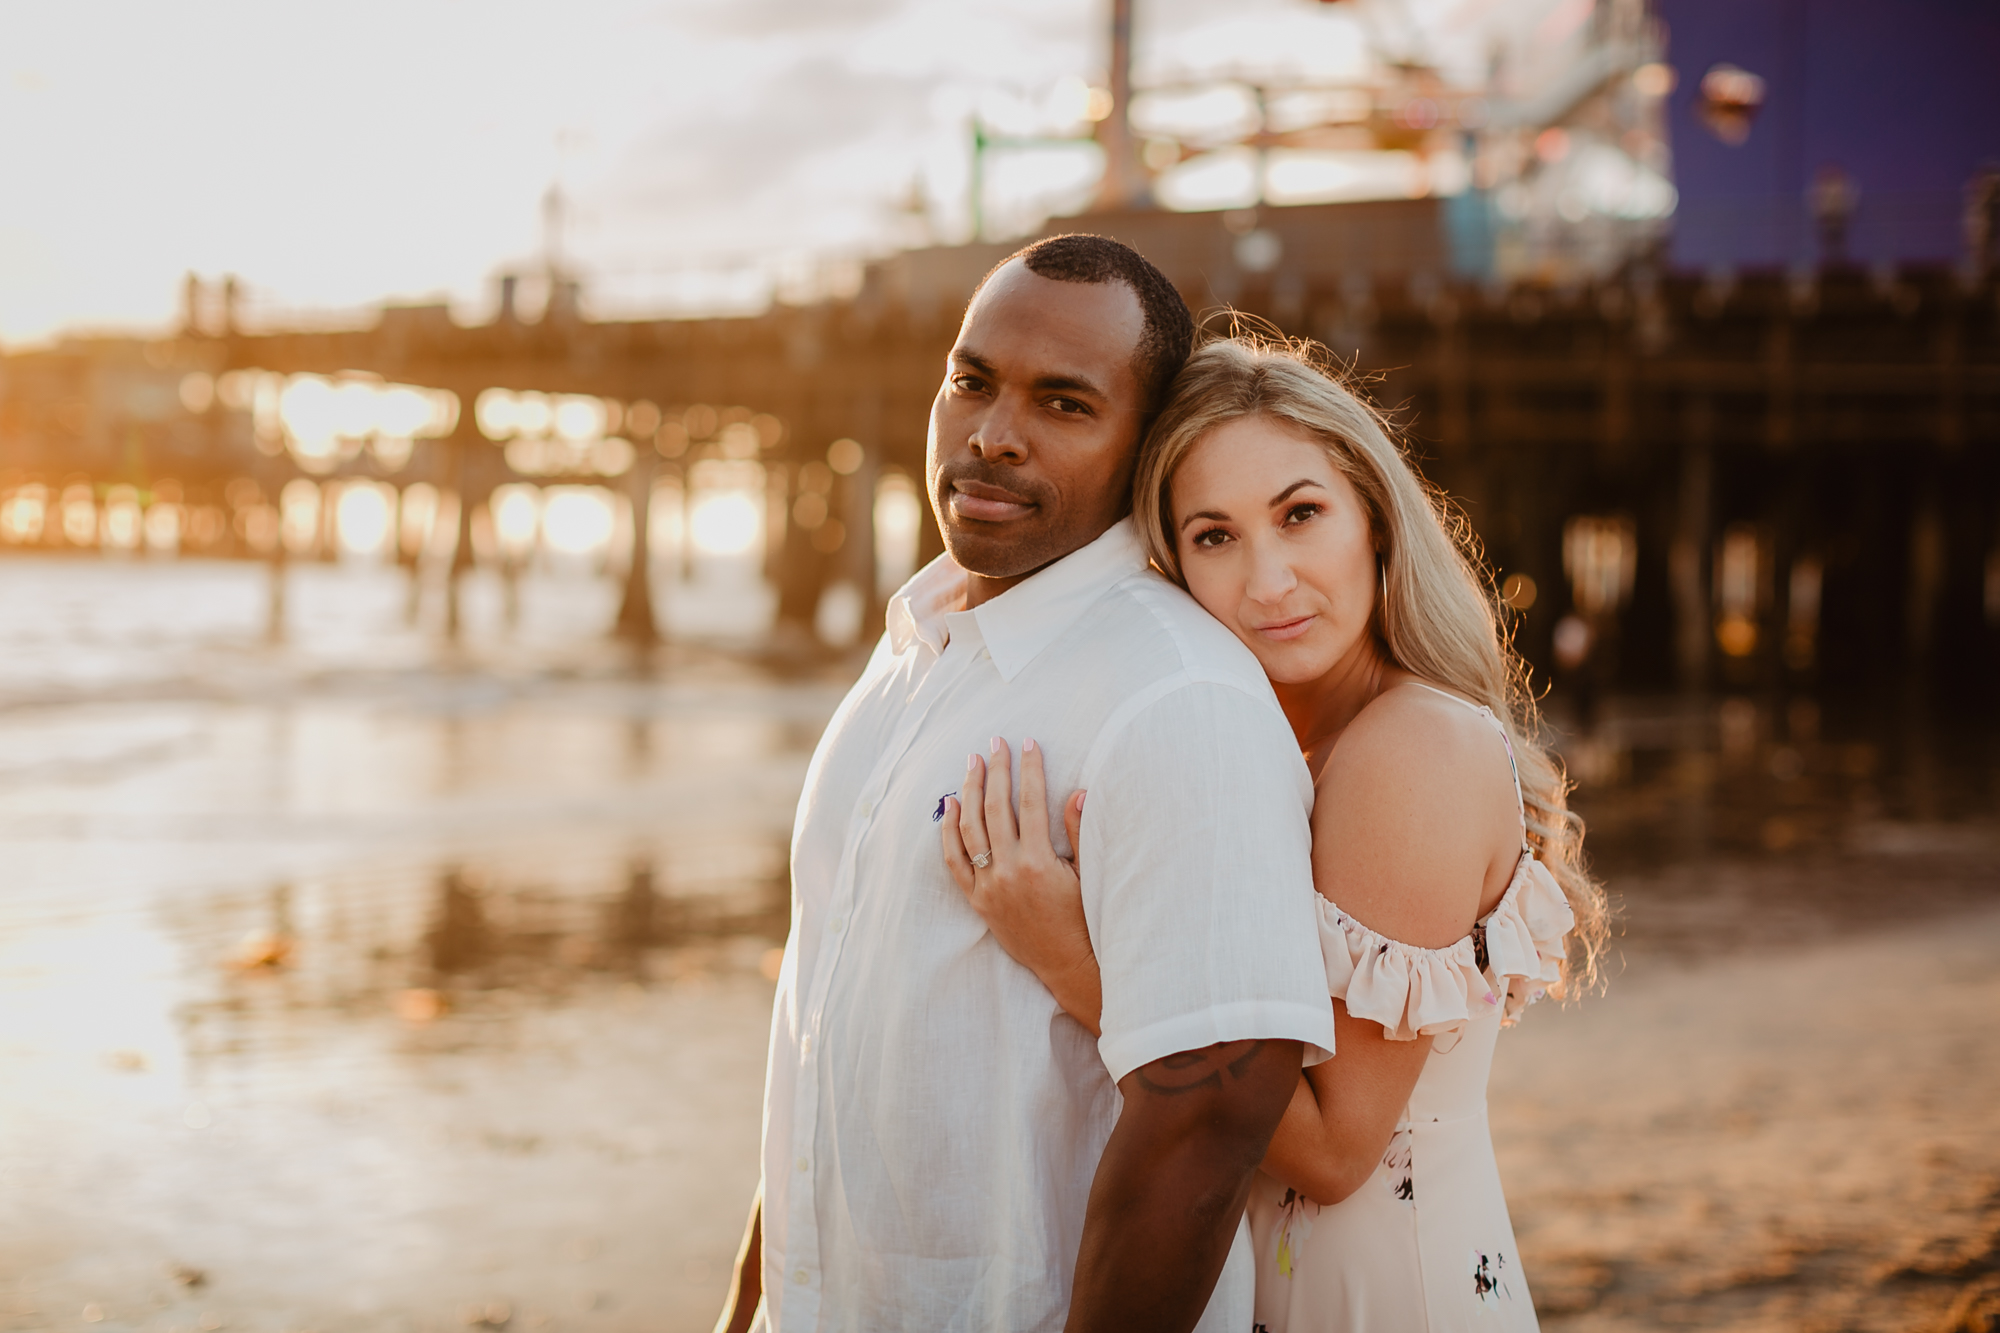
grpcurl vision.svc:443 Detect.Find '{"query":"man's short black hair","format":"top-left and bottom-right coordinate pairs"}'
top-left (981, 233), bottom-right (1195, 419)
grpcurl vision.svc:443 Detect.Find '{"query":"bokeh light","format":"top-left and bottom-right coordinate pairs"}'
top-left (1, 485), bottom-right (49, 543)
top-left (491, 484), bottom-right (542, 560)
top-left (279, 376), bottom-right (454, 468)
top-left (691, 492), bottom-right (762, 557)
top-left (873, 473), bottom-right (923, 595)
top-left (335, 483), bottom-right (394, 558)
top-left (102, 486), bottom-right (142, 551)
top-left (541, 487), bottom-right (615, 556)
top-left (143, 501), bottom-right (182, 554)
top-left (553, 397), bottom-right (607, 444)
top-left (280, 479), bottom-right (321, 554)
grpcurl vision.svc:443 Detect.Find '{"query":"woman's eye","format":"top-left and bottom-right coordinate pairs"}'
top-left (1191, 527), bottom-right (1231, 549)
top-left (1284, 503), bottom-right (1321, 526)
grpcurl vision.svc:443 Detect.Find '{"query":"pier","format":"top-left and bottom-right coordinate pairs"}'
top-left (4, 206), bottom-right (1993, 696)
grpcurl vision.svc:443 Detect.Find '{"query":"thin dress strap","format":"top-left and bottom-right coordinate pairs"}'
top-left (1405, 682), bottom-right (1531, 852)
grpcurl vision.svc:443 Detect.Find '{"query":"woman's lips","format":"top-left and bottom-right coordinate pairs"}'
top-left (1255, 614), bottom-right (1318, 642)
top-left (948, 484), bottom-right (1035, 523)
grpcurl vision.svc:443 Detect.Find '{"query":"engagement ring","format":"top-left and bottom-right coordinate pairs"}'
top-left (970, 852), bottom-right (991, 869)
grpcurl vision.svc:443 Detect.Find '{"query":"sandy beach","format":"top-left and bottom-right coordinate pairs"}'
top-left (1497, 891), bottom-right (2000, 1331)
top-left (7, 858), bottom-right (1994, 1333)
top-left (1, 560), bottom-right (1996, 1332)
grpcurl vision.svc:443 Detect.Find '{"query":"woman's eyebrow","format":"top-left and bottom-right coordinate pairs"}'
top-left (1268, 479), bottom-right (1325, 507)
top-left (1178, 508), bottom-right (1229, 531)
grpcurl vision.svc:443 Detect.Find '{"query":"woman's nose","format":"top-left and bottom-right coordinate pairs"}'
top-left (1243, 539), bottom-right (1298, 604)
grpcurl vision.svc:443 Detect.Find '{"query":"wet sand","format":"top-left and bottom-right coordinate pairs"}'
top-left (0, 559), bottom-right (830, 1332)
top-left (1497, 888), bottom-right (2000, 1331)
top-left (0, 953), bottom-right (776, 1332)
top-left (11, 875), bottom-right (1994, 1333)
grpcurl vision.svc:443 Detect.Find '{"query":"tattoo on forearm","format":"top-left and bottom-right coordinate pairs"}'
top-left (1131, 1039), bottom-right (1268, 1095)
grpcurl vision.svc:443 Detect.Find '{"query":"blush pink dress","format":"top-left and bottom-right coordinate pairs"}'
top-left (1245, 688), bottom-right (1575, 1332)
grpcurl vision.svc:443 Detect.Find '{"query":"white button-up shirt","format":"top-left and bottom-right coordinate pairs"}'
top-left (756, 519), bottom-right (1336, 1333)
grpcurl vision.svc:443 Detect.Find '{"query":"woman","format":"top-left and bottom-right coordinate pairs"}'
top-left (941, 335), bottom-right (1608, 1330)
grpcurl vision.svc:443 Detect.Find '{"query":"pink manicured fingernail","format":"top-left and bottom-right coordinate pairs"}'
top-left (967, 752), bottom-right (979, 773)
top-left (1023, 737), bottom-right (1037, 753)
top-left (990, 735), bottom-right (1003, 755)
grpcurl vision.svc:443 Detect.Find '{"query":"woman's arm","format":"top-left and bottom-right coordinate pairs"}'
top-left (1263, 685), bottom-right (1522, 1205)
top-left (942, 738), bottom-right (1103, 1035)
top-left (1262, 1003), bottom-right (1430, 1204)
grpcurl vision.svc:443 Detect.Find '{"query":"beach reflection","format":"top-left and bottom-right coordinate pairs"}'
top-left (0, 557), bottom-right (838, 1332)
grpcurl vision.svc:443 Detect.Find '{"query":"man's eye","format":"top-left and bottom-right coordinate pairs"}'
top-left (1284, 503), bottom-right (1321, 526)
top-left (1048, 397), bottom-right (1088, 415)
top-left (951, 374), bottom-right (986, 393)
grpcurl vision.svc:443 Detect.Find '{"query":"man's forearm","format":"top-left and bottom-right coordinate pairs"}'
top-left (714, 1193), bottom-right (762, 1333)
top-left (1066, 1039), bottom-right (1303, 1333)
top-left (1070, 1111), bottom-right (1259, 1326)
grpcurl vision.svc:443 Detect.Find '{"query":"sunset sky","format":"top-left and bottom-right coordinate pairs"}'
top-left (0, 0), bottom-right (1525, 344)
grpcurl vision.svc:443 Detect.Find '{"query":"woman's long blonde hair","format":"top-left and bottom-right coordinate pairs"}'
top-left (1135, 334), bottom-right (1609, 992)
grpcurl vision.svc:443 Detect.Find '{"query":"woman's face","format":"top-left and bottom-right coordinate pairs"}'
top-left (1171, 414), bottom-right (1380, 685)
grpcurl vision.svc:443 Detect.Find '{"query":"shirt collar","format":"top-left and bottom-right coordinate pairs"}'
top-left (885, 519), bottom-right (1148, 683)
top-left (885, 550), bottom-right (965, 657)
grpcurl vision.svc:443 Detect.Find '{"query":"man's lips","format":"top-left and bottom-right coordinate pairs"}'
top-left (947, 481), bottom-right (1036, 524)
top-left (1253, 614), bottom-right (1318, 642)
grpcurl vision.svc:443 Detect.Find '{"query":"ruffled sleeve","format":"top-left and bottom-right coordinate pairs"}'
top-left (1316, 850), bottom-right (1576, 1045)
top-left (1481, 853), bottom-right (1575, 1023)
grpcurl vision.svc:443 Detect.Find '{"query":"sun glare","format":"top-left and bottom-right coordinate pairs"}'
top-left (873, 473), bottom-right (922, 594)
top-left (541, 487), bottom-right (615, 555)
top-left (279, 376), bottom-right (455, 466)
top-left (690, 491), bottom-right (762, 556)
top-left (336, 483), bottom-right (394, 557)
top-left (280, 479), bottom-right (321, 554)
top-left (492, 485), bottom-right (542, 559)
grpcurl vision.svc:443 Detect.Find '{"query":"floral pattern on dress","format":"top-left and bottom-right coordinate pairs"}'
top-left (1271, 1124), bottom-right (1422, 1284)
top-left (1383, 1128), bottom-right (1415, 1203)
top-left (1270, 1188), bottom-right (1319, 1278)
top-left (1470, 1248), bottom-right (1515, 1306)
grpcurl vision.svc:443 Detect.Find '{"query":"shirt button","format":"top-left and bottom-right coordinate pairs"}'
top-left (858, 800), bottom-right (873, 817)
top-left (795, 1156), bottom-right (810, 1173)
top-left (978, 647), bottom-right (992, 659)
top-left (793, 1268), bottom-right (810, 1285)
top-left (801, 1035), bottom-right (814, 1055)
top-left (828, 916), bottom-right (843, 933)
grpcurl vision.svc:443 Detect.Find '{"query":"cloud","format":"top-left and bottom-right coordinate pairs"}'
top-left (675, 0), bottom-right (910, 38)
top-left (0, 0), bottom-right (1486, 339)
top-left (612, 58), bottom-right (929, 205)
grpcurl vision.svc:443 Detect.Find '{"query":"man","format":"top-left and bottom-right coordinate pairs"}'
top-left (717, 234), bottom-right (1335, 1333)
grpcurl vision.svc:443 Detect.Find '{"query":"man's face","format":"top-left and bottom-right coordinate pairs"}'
top-left (925, 260), bottom-right (1147, 600)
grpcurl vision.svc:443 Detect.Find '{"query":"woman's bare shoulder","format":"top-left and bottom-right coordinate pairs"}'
top-left (1309, 682), bottom-right (1519, 948)
top-left (1320, 682), bottom-right (1515, 807)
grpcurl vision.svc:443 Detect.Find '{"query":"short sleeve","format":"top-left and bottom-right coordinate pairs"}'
top-left (1078, 678), bottom-right (1338, 1083)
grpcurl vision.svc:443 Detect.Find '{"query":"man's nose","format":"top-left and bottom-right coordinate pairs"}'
top-left (967, 393), bottom-right (1029, 464)
top-left (1244, 537), bottom-right (1299, 604)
